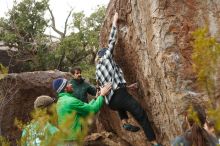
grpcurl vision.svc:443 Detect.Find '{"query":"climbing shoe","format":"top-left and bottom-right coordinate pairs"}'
top-left (122, 123), bottom-right (140, 132)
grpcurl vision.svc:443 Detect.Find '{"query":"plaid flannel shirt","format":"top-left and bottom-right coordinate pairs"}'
top-left (96, 25), bottom-right (126, 104)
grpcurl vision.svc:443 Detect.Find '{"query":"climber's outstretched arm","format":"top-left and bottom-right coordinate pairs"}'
top-left (107, 12), bottom-right (118, 54)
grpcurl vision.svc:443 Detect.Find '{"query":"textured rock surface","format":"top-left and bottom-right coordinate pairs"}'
top-left (84, 131), bottom-right (131, 146)
top-left (0, 70), bottom-right (69, 144)
top-left (1, 0), bottom-right (220, 146)
top-left (98, 0), bottom-right (220, 145)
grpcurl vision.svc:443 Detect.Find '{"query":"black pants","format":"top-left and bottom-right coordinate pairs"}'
top-left (109, 87), bottom-right (156, 141)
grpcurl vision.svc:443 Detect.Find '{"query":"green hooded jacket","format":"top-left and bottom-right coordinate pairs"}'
top-left (70, 79), bottom-right (96, 103)
top-left (56, 92), bottom-right (104, 141)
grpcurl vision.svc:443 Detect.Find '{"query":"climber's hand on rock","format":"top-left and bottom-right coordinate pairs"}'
top-left (113, 12), bottom-right (118, 26)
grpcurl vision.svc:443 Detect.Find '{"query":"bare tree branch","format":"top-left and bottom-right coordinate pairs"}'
top-left (15, 58), bottom-right (35, 63)
top-left (63, 9), bottom-right (73, 38)
top-left (66, 51), bottom-right (91, 64)
top-left (56, 51), bottom-right (65, 70)
top-left (47, 6), bottom-right (73, 39)
top-left (47, 6), bottom-right (65, 37)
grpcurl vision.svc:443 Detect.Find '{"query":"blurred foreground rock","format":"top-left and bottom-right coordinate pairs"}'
top-left (0, 70), bottom-right (69, 144)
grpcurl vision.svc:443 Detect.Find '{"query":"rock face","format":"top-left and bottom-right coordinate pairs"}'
top-left (84, 132), bottom-right (131, 146)
top-left (98, 0), bottom-right (220, 145)
top-left (0, 71), bottom-right (69, 144)
top-left (1, 0), bottom-right (220, 146)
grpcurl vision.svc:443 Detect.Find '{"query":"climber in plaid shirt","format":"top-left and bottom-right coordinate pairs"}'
top-left (95, 12), bottom-right (162, 146)
top-left (95, 18), bottom-right (126, 104)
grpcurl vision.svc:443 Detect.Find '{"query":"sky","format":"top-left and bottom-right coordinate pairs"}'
top-left (0, 0), bottom-right (110, 37)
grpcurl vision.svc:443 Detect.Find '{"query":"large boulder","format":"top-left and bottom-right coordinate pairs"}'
top-left (1, 0), bottom-right (220, 145)
top-left (97, 0), bottom-right (220, 145)
top-left (85, 131), bottom-right (131, 146)
top-left (0, 70), bottom-right (69, 144)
